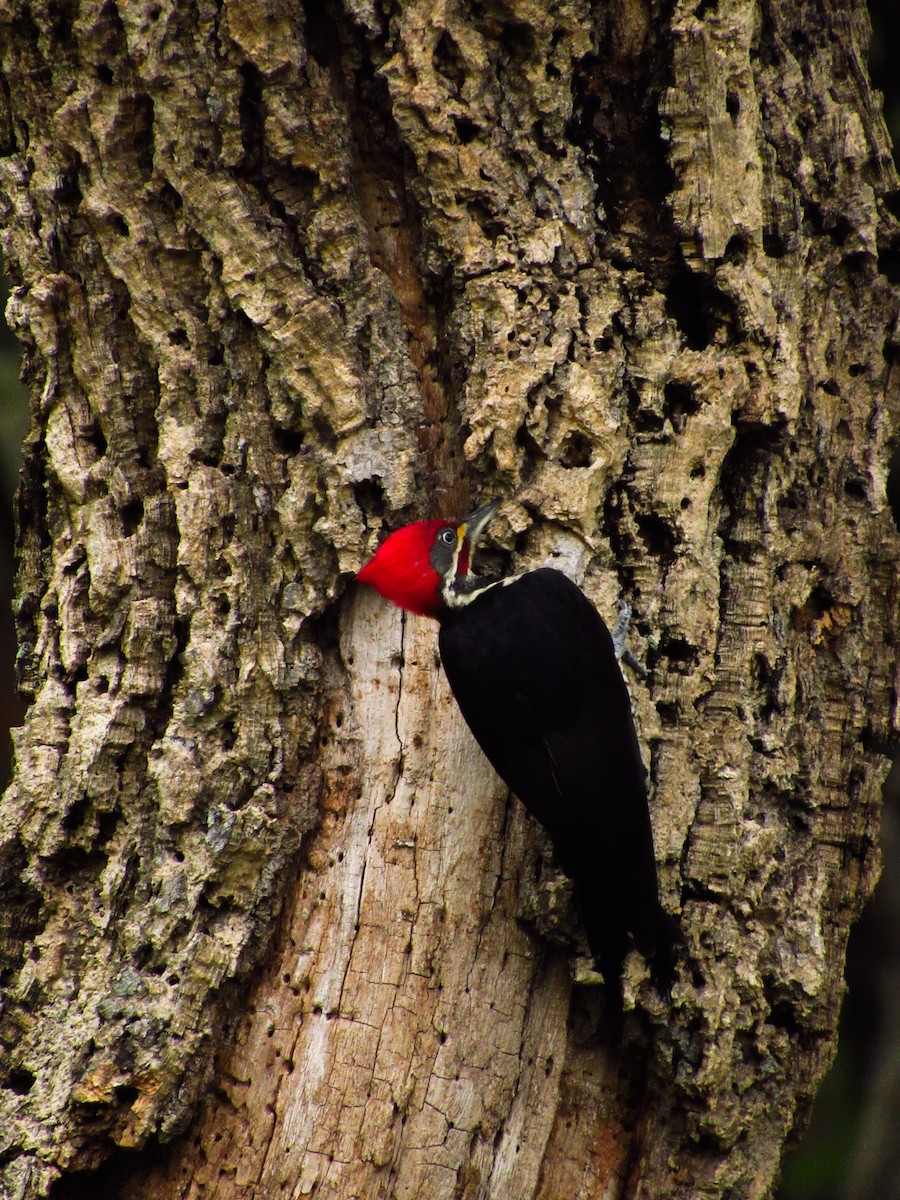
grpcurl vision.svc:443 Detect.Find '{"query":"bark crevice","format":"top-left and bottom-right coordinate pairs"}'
top-left (0, 0), bottom-right (897, 1196)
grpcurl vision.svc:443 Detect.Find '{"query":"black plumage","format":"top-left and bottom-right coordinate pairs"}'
top-left (438, 567), bottom-right (678, 1007)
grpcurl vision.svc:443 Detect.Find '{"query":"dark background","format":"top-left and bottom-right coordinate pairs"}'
top-left (1, 6), bottom-right (898, 1196)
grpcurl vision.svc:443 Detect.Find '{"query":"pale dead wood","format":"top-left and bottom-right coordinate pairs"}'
top-left (0, 0), bottom-right (898, 1198)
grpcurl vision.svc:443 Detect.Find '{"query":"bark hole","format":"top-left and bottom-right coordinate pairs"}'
top-left (353, 477), bottom-right (387, 524)
top-left (887, 444), bottom-right (900, 530)
top-left (432, 30), bottom-right (467, 94)
top-left (568, 3), bottom-right (677, 278)
top-left (238, 62), bottom-right (265, 178)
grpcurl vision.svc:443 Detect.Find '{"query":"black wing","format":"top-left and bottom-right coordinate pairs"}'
top-left (439, 569), bottom-right (676, 994)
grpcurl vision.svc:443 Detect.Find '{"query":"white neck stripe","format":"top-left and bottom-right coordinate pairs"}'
top-left (441, 575), bottom-right (517, 609)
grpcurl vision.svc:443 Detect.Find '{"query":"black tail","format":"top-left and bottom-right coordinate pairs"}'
top-left (576, 885), bottom-right (682, 1011)
top-left (574, 884), bottom-right (629, 1017)
top-left (642, 907), bottom-right (683, 998)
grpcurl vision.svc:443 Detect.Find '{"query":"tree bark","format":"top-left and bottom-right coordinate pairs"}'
top-left (0, 1), bottom-right (897, 1198)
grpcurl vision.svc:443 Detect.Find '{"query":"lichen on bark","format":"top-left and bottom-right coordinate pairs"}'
top-left (0, 0), bottom-right (897, 1197)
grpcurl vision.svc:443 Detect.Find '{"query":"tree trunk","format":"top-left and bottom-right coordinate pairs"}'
top-left (1, 1), bottom-right (897, 1197)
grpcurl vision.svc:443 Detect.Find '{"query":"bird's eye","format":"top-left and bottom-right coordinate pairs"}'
top-left (440, 528), bottom-right (456, 545)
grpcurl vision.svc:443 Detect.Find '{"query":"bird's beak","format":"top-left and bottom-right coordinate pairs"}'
top-left (457, 498), bottom-right (500, 554)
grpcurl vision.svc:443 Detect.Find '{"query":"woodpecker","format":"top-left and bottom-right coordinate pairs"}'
top-left (357, 499), bottom-right (679, 1011)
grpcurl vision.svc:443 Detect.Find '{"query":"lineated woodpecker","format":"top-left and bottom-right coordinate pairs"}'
top-left (357, 499), bottom-right (679, 1011)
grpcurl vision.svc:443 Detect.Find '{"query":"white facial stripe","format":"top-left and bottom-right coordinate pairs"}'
top-left (437, 525), bottom-right (467, 606)
top-left (439, 516), bottom-right (515, 609)
top-left (442, 574), bottom-right (518, 608)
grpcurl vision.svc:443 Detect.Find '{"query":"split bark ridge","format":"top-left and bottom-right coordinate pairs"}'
top-left (0, 1), bottom-right (897, 1197)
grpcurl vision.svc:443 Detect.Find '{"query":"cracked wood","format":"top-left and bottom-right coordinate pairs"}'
top-left (0, 0), bottom-right (898, 1198)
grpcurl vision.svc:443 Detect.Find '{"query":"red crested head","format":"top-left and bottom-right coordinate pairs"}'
top-left (356, 500), bottom-right (501, 619)
top-left (356, 520), bottom-right (455, 617)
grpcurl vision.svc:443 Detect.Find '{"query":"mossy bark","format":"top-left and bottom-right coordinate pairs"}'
top-left (0, 1), bottom-right (897, 1197)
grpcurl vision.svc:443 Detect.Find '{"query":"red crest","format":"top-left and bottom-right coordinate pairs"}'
top-left (356, 521), bottom-right (456, 617)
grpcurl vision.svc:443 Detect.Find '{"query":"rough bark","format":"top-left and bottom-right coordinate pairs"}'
top-left (0, 1), bottom-right (897, 1198)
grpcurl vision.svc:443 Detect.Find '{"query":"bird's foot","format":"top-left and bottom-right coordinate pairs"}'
top-left (612, 601), bottom-right (649, 679)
